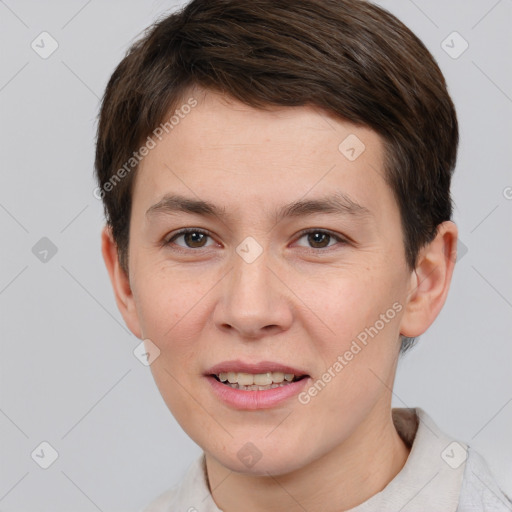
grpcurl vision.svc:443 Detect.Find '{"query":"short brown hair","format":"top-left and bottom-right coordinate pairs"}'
top-left (94, 0), bottom-right (458, 354)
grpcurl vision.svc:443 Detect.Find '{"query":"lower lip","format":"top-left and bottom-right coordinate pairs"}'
top-left (205, 375), bottom-right (311, 410)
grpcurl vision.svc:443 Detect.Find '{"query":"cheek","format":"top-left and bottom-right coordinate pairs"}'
top-left (133, 269), bottom-right (215, 428)
top-left (300, 265), bottom-right (400, 348)
top-left (132, 266), bottom-right (213, 359)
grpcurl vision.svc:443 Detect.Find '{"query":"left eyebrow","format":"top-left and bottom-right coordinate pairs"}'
top-left (274, 191), bottom-right (373, 222)
top-left (145, 191), bottom-right (373, 223)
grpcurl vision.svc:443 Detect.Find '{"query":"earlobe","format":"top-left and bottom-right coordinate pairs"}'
top-left (399, 221), bottom-right (458, 338)
top-left (101, 226), bottom-right (143, 339)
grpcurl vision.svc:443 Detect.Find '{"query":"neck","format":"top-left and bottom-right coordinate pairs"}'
top-left (205, 404), bottom-right (411, 512)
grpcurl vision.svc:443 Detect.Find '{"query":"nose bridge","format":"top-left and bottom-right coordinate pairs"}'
top-left (214, 239), bottom-right (292, 337)
top-left (232, 248), bottom-right (272, 306)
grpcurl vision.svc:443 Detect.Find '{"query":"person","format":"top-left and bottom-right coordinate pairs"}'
top-left (94, 0), bottom-right (512, 510)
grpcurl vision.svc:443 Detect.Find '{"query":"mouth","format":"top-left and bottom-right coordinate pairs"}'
top-left (204, 360), bottom-right (311, 409)
top-left (211, 371), bottom-right (308, 391)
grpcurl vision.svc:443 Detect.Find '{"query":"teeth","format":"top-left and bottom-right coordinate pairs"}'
top-left (237, 372), bottom-right (254, 386)
top-left (215, 371), bottom-right (299, 385)
top-left (224, 382), bottom-right (293, 391)
top-left (272, 372), bottom-right (284, 383)
top-left (254, 372), bottom-right (272, 386)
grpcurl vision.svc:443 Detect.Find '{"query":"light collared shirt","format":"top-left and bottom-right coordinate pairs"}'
top-left (142, 407), bottom-right (512, 512)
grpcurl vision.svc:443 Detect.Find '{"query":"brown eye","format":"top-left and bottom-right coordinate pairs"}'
top-left (183, 231), bottom-right (208, 248)
top-left (307, 232), bottom-right (331, 248)
top-left (295, 229), bottom-right (347, 250)
top-left (167, 229), bottom-right (214, 249)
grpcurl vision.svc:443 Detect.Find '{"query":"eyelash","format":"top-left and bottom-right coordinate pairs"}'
top-left (164, 228), bottom-right (348, 253)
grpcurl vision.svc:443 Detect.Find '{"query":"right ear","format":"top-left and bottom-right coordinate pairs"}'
top-left (101, 225), bottom-right (142, 339)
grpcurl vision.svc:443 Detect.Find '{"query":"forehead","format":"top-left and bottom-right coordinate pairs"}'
top-left (134, 90), bottom-right (397, 227)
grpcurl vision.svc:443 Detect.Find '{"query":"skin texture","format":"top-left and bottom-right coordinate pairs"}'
top-left (102, 87), bottom-right (458, 511)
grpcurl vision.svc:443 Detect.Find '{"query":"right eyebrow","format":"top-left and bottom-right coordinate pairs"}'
top-left (146, 194), bottom-right (227, 219)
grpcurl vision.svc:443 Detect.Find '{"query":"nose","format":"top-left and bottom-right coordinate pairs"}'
top-left (213, 248), bottom-right (294, 339)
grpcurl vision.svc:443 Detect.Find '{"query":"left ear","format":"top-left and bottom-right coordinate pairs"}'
top-left (399, 221), bottom-right (458, 338)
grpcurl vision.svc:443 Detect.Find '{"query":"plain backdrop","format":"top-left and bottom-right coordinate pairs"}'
top-left (0, 1), bottom-right (511, 510)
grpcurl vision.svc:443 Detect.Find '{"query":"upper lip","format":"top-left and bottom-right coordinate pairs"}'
top-left (206, 360), bottom-right (309, 376)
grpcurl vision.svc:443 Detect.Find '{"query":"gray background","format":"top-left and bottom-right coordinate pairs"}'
top-left (0, 0), bottom-right (510, 510)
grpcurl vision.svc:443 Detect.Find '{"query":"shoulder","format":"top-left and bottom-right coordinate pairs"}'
top-left (456, 447), bottom-right (512, 512)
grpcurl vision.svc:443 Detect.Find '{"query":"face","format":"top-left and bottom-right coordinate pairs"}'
top-left (111, 88), bottom-right (421, 475)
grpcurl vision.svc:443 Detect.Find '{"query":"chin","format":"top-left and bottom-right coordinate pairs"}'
top-left (211, 446), bottom-right (313, 477)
